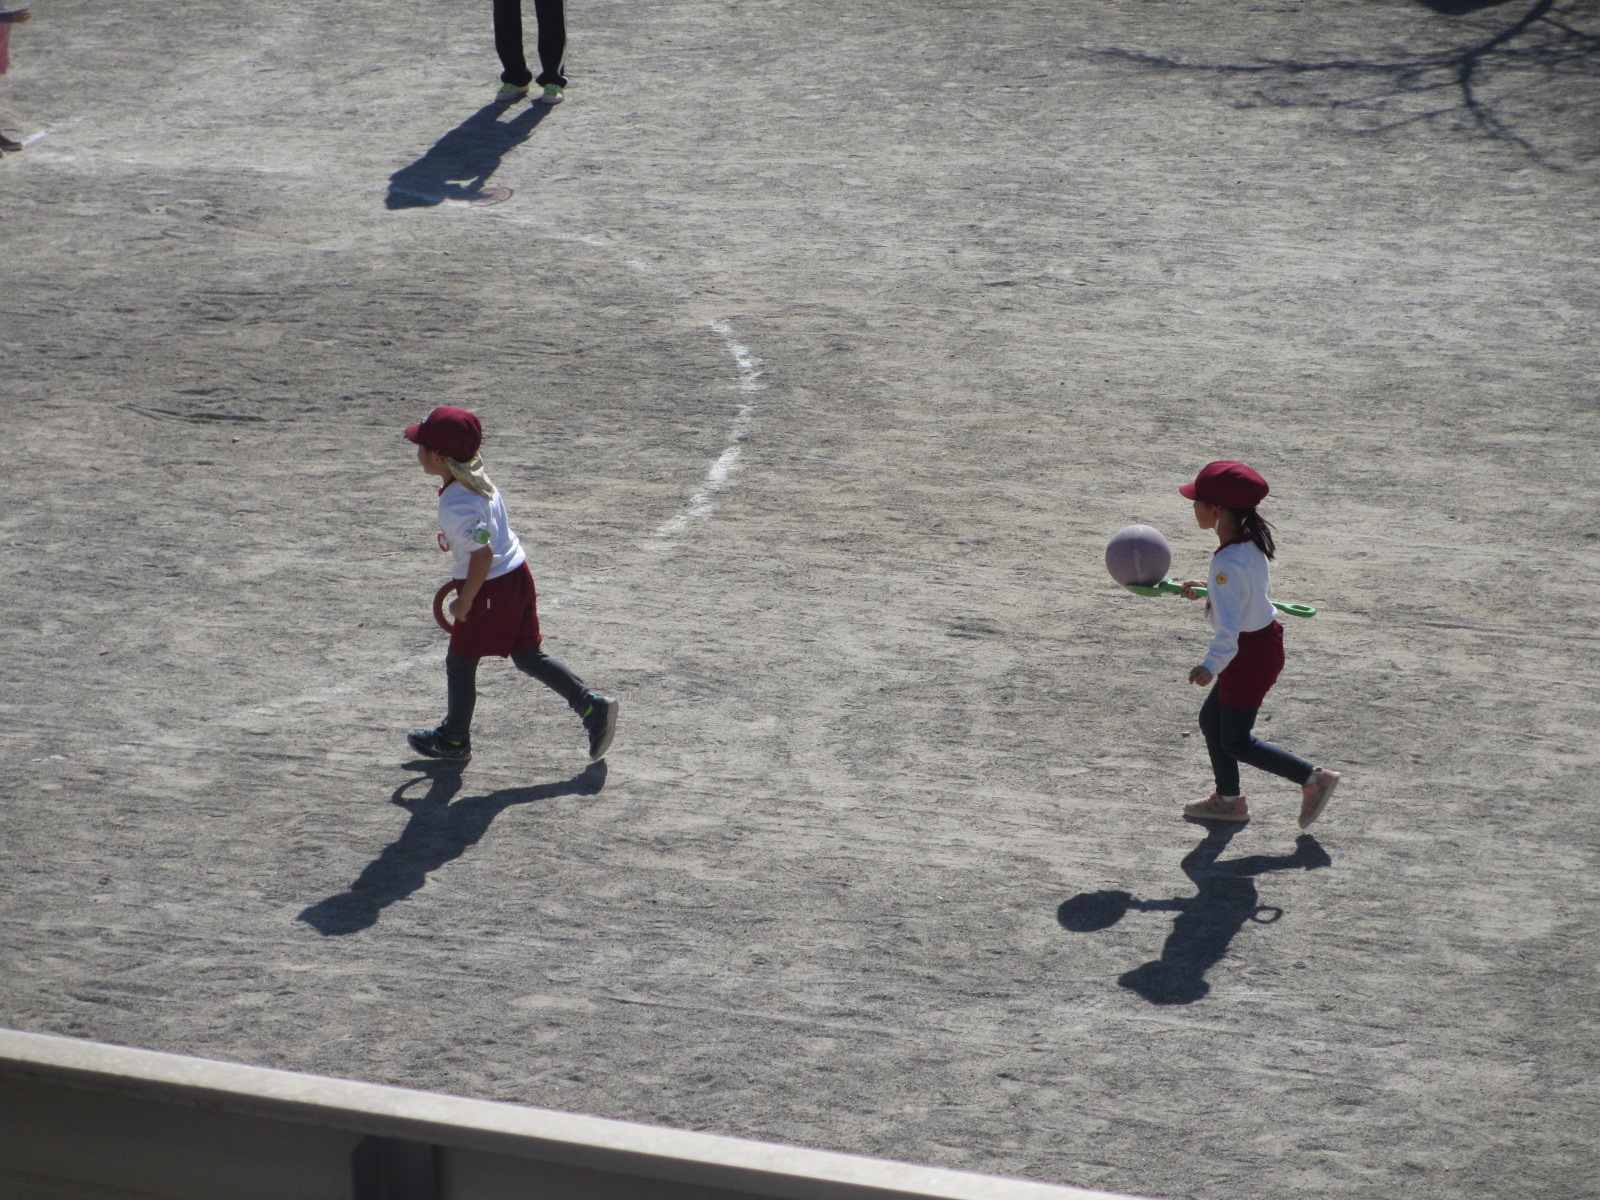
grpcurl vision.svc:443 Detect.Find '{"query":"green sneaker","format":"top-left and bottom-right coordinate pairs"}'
top-left (537, 83), bottom-right (565, 105)
top-left (495, 81), bottom-right (531, 102)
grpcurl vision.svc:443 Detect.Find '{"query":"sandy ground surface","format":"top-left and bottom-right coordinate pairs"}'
top-left (2, 1), bottom-right (1598, 1198)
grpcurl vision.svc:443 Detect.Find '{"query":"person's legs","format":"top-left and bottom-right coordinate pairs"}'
top-left (531, 0), bottom-right (567, 86)
top-left (510, 646), bottom-right (588, 708)
top-left (1217, 703), bottom-right (1315, 786)
top-left (511, 646), bottom-right (618, 761)
top-left (492, 0), bottom-right (534, 87)
top-left (407, 653), bottom-right (478, 759)
top-left (1199, 686), bottom-right (1243, 798)
top-left (440, 652), bottom-right (481, 741)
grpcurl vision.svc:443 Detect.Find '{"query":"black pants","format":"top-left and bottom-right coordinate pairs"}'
top-left (441, 648), bottom-right (588, 740)
top-left (1198, 686), bottom-right (1314, 798)
top-left (493, 0), bottom-right (567, 87)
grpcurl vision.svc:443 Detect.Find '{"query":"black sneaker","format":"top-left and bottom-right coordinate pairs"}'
top-left (579, 694), bottom-right (618, 762)
top-left (407, 727), bottom-right (471, 761)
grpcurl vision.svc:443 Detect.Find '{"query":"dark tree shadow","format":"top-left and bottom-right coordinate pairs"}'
top-left (1057, 825), bottom-right (1332, 1005)
top-left (299, 760), bottom-right (606, 935)
top-left (1097, 0), bottom-right (1600, 165)
top-left (386, 100), bottom-right (551, 209)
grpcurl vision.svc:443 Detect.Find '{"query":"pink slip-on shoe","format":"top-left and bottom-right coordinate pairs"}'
top-left (1299, 768), bottom-right (1341, 829)
top-left (1184, 792), bottom-right (1250, 822)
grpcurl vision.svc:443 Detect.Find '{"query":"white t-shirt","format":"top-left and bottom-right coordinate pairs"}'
top-left (436, 482), bottom-right (527, 581)
top-left (1200, 540), bottom-right (1278, 675)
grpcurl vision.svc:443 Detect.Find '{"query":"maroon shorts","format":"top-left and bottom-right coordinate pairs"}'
top-left (1218, 620), bottom-right (1285, 710)
top-left (448, 563), bottom-right (542, 658)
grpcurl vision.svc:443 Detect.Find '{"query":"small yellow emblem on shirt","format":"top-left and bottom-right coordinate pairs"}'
top-left (1216, 572), bottom-right (1229, 585)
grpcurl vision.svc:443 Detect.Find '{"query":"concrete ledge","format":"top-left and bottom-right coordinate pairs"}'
top-left (0, 1030), bottom-right (1147, 1200)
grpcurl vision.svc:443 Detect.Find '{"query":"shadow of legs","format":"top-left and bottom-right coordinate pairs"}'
top-left (298, 761), bottom-right (606, 935)
top-left (1058, 827), bottom-right (1332, 1005)
top-left (385, 101), bottom-right (551, 209)
top-left (1118, 831), bottom-right (1331, 1004)
top-left (1116, 877), bottom-right (1259, 1005)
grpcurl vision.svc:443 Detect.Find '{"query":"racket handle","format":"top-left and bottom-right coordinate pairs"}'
top-left (1271, 600), bottom-right (1318, 619)
top-left (1122, 579), bottom-right (1195, 598)
top-left (1124, 579), bottom-right (1317, 617)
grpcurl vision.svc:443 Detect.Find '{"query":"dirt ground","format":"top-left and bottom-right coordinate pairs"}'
top-left (2, 2), bottom-right (1598, 1198)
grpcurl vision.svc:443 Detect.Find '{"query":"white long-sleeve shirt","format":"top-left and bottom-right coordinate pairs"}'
top-left (436, 481), bottom-right (527, 582)
top-left (1200, 540), bottom-right (1278, 675)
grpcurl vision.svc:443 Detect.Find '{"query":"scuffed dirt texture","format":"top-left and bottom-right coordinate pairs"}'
top-left (2, 2), bottom-right (1597, 1198)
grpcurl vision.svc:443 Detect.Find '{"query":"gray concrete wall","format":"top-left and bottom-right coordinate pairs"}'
top-left (0, 1031), bottom-right (1142, 1200)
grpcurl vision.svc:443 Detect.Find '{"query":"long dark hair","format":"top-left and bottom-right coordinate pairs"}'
top-left (1228, 507), bottom-right (1277, 560)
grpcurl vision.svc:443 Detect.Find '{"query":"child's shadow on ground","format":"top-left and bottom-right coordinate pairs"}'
top-left (1057, 825), bottom-right (1331, 1005)
top-left (299, 760), bottom-right (605, 936)
top-left (386, 100), bottom-right (550, 209)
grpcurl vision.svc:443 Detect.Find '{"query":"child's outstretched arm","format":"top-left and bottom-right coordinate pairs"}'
top-left (449, 546), bottom-right (494, 623)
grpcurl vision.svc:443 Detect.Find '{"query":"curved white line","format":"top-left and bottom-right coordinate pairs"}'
top-left (650, 322), bottom-right (766, 545)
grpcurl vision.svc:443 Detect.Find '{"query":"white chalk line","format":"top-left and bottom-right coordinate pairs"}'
top-left (466, 210), bottom-right (776, 568)
top-left (16, 113), bottom-right (93, 150)
top-left (648, 322), bottom-right (767, 546)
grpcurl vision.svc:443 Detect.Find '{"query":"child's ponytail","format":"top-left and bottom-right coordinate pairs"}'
top-left (446, 454), bottom-right (497, 499)
top-left (1229, 507), bottom-right (1277, 560)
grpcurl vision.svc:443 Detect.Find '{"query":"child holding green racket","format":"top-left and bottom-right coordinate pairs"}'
top-left (1176, 461), bottom-right (1339, 828)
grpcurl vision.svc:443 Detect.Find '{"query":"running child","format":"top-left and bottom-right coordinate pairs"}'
top-left (1175, 461), bottom-right (1339, 827)
top-left (404, 405), bottom-right (617, 763)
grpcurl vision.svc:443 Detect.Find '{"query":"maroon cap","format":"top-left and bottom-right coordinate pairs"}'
top-left (404, 406), bottom-right (482, 461)
top-left (1180, 461), bottom-right (1270, 508)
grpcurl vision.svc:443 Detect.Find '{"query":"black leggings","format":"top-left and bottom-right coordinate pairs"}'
top-left (1199, 686), bottom-right (1314, 798)
top-left (440, 648), bottom-right (588, 739)
top-left (493, 0), bottom-right (567, 87)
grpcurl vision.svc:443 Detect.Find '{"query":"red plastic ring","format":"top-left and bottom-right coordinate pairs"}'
top-left (433, 580), bottom-right (461, 632)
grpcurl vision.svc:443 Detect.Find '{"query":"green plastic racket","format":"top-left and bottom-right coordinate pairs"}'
top-left (1124, 578), bottom-right (1317, 618)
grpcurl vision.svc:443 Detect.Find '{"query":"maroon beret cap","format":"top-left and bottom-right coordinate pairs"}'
top-left (404, 406), bottom-right (482, 461)
top-left (1180, 461), bottom-right (1270, 508)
